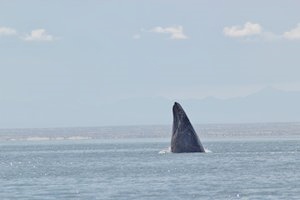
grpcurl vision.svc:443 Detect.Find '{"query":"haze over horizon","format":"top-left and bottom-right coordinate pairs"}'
top-left (1, 1), bottom-right (300, 128)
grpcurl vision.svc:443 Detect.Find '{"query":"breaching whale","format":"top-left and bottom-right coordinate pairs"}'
top-left (171, 102), bottom-right (205, 153)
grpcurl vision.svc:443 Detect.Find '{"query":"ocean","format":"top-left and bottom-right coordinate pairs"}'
top-left (0, 123), bottom-right (299, 199)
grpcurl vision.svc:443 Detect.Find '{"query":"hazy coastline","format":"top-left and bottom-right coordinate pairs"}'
top-left (1, 122), bottom-right (300, 142)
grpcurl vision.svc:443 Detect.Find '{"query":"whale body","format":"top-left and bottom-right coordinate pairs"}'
top-left (171, 102), bottom-right (205, 153)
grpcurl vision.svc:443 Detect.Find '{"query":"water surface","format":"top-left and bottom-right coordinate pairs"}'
top-left (1, 138), bottom-right (299, 199)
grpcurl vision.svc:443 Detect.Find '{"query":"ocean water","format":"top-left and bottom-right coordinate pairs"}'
top-left (0, 125), bottom-right (300, 199)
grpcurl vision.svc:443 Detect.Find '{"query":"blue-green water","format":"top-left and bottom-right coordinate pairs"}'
top-left (0, 138), bottom-right (299, 199)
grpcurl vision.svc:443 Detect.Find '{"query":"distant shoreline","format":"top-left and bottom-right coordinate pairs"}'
top-left (1, 122), bottom-right (300, 142)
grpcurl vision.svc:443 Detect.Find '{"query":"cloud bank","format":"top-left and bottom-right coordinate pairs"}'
top-left (223, 22), bottom-right (262, 37)
top-left (150, 25), bottom-right (188, 40)
top-left (224, 22), bottom-right (300, 41)
top-left (0, 26), bottom-right (17, 36)
top-left (23, 29), bottom-right (56, 41)
top-left (283, 24), bottom-right (300, 40)
top-left (0, 26), bottom-right (57, 42)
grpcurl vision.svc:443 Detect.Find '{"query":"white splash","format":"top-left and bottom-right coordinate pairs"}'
top-left (204, 148), bottom-right (212, 153)
top-left (158, 147), bottom-right (171, 154)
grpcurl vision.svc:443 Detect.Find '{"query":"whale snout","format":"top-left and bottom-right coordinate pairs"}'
top-left (174, 102), bottom-right (180, 106)
top-left (173, 102), bottom-right (183, 112)
top-left (173, 102), bottom-right (185, 117)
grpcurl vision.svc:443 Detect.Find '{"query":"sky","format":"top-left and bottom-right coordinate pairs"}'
top-left (1, 0), bottom-right (300, 128)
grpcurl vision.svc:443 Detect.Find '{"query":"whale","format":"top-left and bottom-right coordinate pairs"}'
top-left (171, 102), bottom-right (205, 153)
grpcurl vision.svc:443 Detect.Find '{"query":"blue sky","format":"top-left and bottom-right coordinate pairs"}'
top-left (1, 1), bottom-right (300, 127)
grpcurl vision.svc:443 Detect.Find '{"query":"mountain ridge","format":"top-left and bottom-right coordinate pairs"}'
top-left (1, 87), bottom-right (300, 128)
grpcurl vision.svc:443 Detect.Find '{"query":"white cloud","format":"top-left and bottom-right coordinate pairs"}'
top-left (283, 24), bottom-right (300, 40)
top-left (23, 29), bottom-right (56, 41)
top-left (223, 22), bottom-right (300, 41)
top-left (223, 22), bottom-right (262, 37)
top-left (0, 26), bottom-right (17, 36)
top-left (151, 25), bottom-right (188, 40)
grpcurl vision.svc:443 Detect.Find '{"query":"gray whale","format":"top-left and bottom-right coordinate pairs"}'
top-left (171, 102), bottom-right (205, 153)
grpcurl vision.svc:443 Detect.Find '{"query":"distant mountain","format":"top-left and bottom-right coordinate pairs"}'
top-left (181, 87), bottom-right (300, 124)
top-left (105, 87), bottom-right (300, 125)
top-left (1, 87), bottom-right (300, 128)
